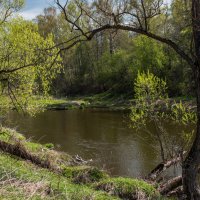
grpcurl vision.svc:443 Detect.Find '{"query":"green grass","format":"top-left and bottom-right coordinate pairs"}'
top-left (0, 153), bottom-right (119, 200)
top-left (0, 95), bottom-right (89, 112)
top-left (96, 177), bottom-right (159, 199)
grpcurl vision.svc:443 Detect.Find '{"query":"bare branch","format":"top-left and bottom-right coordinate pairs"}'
top-left (56, 23), bottom-right (194, 68)
top-left (52, 0), bottom-right (193, 69)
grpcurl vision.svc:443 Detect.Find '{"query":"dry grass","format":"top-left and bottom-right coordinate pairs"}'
top-left (0, 170), bottom-right (50, 200)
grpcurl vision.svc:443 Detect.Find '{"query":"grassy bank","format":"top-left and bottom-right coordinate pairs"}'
top-left (0, 93), bottom-right (196, 113)
top-left (0, 127), bottom-right (163, 200)
top-left (0, 93), bottom-right (132, 112)
top-left (32, 93), bottom-right (133, 111)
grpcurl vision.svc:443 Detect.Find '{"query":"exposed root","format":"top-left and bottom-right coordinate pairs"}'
top-left (0, 140), bottom-right (59, 172)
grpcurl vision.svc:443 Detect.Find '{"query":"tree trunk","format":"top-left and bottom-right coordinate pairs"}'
top-left (182, 111), bottom-right (200, 199)
top-left (182, 1), bottom-right (200, 199)
top-left (109, 31), bottom-right (114, 55)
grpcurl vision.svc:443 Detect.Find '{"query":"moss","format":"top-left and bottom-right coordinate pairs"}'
top-left (96, 177), bottom-right (160, 199)
top-left (62, 166), bottom-right (107, 184)
top-left (24, 142), bottom-right (43, 152)
top-left (73, 167), bottom-right (107, 184)
top-left (87, 168), bottom-right (107, 182)
top-left (44, 143), bottom-right (54, 149)
top-left (62, 165), bottom-right (91, 178)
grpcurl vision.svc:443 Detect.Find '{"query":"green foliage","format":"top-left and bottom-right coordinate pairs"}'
top-left (130, 71), bottom-right (168, 128)
top-left (130, 71), bottom-right (196, 160)
top-left (44, 143), bottom-right (54, 149)
top-left (134, 71), bottom-right (167, 102)
top-left (171, 101), bottom-right (197, 125)
top-left (0, 0), bottom-right (24, 22)
top-left (132, 36), bottom-right (167, 74)
top-left (29, 0), bottom-right (195, 99)
top-left (96, 49), bottom-right (135, 94)
top-left (0, 18), bottom-right (62, 112)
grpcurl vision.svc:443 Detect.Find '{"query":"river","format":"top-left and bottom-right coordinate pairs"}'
top-left (3, 109), bottom-right (189, 178)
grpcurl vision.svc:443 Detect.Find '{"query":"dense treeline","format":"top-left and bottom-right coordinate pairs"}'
top-left (35, 1), bottom-right (194, 98)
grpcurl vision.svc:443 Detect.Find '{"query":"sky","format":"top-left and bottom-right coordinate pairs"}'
top-left (19, 0), bottom-right (172, 20)
top-left (19, 0), bottom-right (66, 20)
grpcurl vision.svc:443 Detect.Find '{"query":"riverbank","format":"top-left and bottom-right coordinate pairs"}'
top-left (0, 94), bottom-right (196, 112)
top-left (22, 95), bottom-right (198, 113)
top-left (0, 94), bottom-right (132, 112)
top-left (0, 127), bottom-right (162, 200)
top-left (32, 93), bottom-right (133, 111)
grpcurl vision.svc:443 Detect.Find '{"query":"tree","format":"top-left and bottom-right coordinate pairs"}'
top-left (0, 18), bottom-right (62, 112)
top-left (54, 0), bottom-right (200, 198)
top-left (131, 71), bottom-right (195, 163)
top-left (0, 1), bottom-right (62, 111)
top-left (131, 71), bottom-right (168, 161)
top-left (133, 35), bottom-right (167, 75)
top-left (36, 7), bottom-right (58, 39)
top-left (0, 0), bottom-right (24, 25)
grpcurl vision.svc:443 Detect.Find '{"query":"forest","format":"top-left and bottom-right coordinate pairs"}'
top-left (37, 2), bottom-right (193, 98)
top-left (0, 0), bottom-right (200, 199)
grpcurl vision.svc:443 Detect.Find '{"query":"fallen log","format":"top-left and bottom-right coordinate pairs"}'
top-left (0, 140), bottom-right (59, 172)
top-left (166, 186), bottom-right (183, 197)
top-left (159, 176), bottom-right (182, 195)
top-left (147, 153), bottom-right (185, 181)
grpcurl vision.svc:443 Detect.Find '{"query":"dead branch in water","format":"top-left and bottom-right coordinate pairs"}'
top-left (147, 153), bottom-right (185, 181)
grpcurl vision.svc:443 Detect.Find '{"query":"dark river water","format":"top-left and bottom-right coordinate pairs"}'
top-left (3, 109), bottom-right (189, 178)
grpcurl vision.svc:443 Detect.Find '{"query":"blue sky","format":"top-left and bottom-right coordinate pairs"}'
top-left (19, 0), bottom-right (172, 20)
top-left (19, 0), bottom-right (66, 19)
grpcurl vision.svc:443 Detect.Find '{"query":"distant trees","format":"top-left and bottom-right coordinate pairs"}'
top-left (36, 7), bottom-right (58, 38)
top-left (35, 6), bottom-right (191, 97)
top-left (33, 1), bottom-right (193, 98)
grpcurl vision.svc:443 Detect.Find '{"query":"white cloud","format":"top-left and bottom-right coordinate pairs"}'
top-left (164, 0), bottom-right (172, 4)
top-left (19, 8), bottom-right (43, 20)
top-left (19, 0), bottom-right (172, 20)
